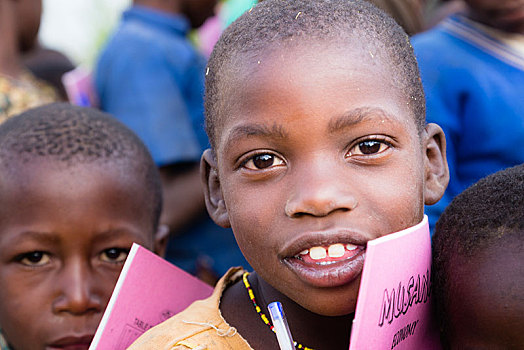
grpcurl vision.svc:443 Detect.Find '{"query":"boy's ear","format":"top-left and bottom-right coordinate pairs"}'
top-left (423, 123), bottom-right (449, 205)
top-left (200, 149), bottom-right (231, 228)
top-left (153, 224), bottom-right (170, 258)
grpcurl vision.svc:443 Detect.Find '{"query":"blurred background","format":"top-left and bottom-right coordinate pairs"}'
top-left (39, 0), bottom-right (130, 67)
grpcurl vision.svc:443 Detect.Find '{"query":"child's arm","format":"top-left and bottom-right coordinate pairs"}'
top-left (0, 0), bottom-right (24, 78)
top-left (159, 163), bottom-right (206, 236)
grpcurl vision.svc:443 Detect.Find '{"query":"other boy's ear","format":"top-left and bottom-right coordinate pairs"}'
top-left (200, 149), bottom-right (231, 228)
top-left (423, 123), bottom-right (449, 205)
top-left (153, 224), bottom-right (170, 257)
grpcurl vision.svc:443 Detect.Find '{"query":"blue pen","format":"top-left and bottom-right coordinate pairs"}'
top-left (268, 302), bottom-right (295, 350)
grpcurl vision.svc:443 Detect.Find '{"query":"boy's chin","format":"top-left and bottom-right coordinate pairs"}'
top-left (288, 285), bottom-right (360, 317)
top-left (301, 300), bottom-right (357, 317)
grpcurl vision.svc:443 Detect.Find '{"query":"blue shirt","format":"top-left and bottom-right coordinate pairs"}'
top-left (95, 6), bottom-right (250, 275)
top-left (412, 15), bottom-right (524, 232)
top-left (95, 5), bottom-right (208, 166)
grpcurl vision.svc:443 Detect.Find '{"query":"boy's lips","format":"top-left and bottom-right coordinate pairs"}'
top-left (279, 230), bottom-right (368, 288)
top-left (46, 334), bottom-right (94, 350)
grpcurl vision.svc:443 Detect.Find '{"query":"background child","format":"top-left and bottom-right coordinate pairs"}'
top-left (95, 0), bottom-right (249, 283)
top-left (0, 0), bottom-right (58, 122)
top-left (432, 164), bottom-right (524, 349)
top-left (0, 103), bottom-right (168, 350)
top-left (129, 0), bottom-right (449, 349)
top-left (412, 0), bottom-right (524, 232)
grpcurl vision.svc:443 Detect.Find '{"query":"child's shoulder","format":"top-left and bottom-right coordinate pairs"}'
top-left (128, 267), bottom-right (253, 350)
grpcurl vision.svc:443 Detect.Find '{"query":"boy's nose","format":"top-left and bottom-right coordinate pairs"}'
top-left (52, 261), bottom-right (103, 315)
top-left (284, 160), bottom-right (358, 218)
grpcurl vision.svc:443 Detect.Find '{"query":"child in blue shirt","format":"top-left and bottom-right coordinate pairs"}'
top-left (412, 0), bottom-right (524, 232)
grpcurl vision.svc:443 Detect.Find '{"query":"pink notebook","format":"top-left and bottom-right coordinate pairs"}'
top-left (89, 244), bottom-right (213, 350)
top-left (349, 216), bottom-right (442, 350)
top-left (61, 66), bottom-right (98, 107)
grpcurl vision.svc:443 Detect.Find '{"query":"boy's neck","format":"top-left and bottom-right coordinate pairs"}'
top-left (221, 271), bottom-right (352, 350)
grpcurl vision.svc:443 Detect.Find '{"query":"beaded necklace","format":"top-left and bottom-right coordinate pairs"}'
top-left (242, 272), bottom-right (315, 350)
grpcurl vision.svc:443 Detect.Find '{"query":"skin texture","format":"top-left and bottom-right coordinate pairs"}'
top-left (445, 235), bottom-right (524, 349)
top-left (464, 0), bottom-right (524, 34)
top-left (0, 159), bottom-right (168, 350)
top-left (202, 41), bottom-right (448, 349)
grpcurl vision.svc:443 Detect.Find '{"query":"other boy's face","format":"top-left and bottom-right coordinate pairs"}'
top-left (0, 160), bottom-right (155, 350)
top-left (204, 42), bottom-right (446, 316)
top-left (445, 236), bottom-right (524, 349)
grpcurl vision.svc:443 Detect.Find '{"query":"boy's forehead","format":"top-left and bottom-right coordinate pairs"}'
top-left (0, 158), bottom-right (148, 204)
top-left (225, 38), bottom-right (392, 85)
top-left (214, 39), bottom-right (414, 150)
top-left (0, 159), bottom-right (155, 236)
top-left (2, 156), bottom-right (126, 180)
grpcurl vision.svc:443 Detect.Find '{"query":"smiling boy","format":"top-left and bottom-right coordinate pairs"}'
top-left (129, 0), bottom-right (449, 349)
top-left (0, 103), bottom-right (168, 350)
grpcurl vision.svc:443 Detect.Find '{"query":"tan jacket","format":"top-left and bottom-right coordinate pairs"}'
top-left (128, 268), bottom-right (254, 350)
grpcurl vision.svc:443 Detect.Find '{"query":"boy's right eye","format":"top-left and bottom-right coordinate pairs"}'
top-left (17, 251), bottom-right (51, 267)
top-left (242, 153), bottom-right (285, 170)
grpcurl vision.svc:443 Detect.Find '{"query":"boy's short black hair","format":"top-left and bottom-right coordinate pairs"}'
top-left (432, 164), bottom-right (524, 345)
top-left (204, 0), bottom-right (425, 149)
top-left (0, 103), bottom-right (162, 231)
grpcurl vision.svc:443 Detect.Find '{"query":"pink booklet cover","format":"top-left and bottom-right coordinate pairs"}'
top-left (61, 66), bottom-right (98, 107)
top-left (349, 215), bottom-right (442, 350)
top-left (89, 243), bottom-right (213, 350)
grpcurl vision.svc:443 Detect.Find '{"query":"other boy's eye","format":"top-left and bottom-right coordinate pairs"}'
top-left (348, 139), bottom-right (390, 156)
top-left (100, 248), bottom-right (129, 264)
top-left (17, 251), bottom-right (51, 266)
top-left (242, 153), bottom-right (285, 170)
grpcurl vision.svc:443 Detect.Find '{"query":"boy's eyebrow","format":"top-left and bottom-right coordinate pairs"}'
top-left (223, 107), bottom-right (399, 149)
top-left (4, 231), bottom-right (60, 245)
top-left (224, 123), bottom-right (288, 149)
top-left (328, 107), bottom-right (399, 133)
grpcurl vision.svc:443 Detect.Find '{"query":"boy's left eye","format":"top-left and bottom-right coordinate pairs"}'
top-left (100, 248), bottom-right (129, 263)
top-left (348, 139), bottom-right (390, 156)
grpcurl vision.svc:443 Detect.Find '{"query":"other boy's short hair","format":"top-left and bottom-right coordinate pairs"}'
top-left (0, 102), bottom-right (162, 230)
top-left (204, 0), bottom-right (426, 149)
top-left (432, 164), bottom-right (524, 345)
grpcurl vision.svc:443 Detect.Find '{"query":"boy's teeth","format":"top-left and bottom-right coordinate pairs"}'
top-left (328, 243), bottom-right (345, 258)
top-left (303, 243), bottom-right (359, 260)
top-left (309, 247), bottom-right (327, 260)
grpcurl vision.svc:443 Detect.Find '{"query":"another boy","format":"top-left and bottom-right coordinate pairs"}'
top-left (432, 164), bottom-right (524, 349)
top-left (130, 0), bottom-right (449, 349)
top-left (0, 103), bottom-right (168, 350)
